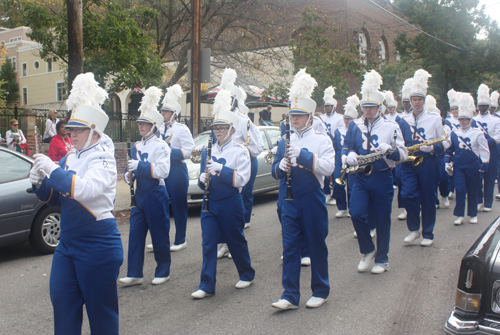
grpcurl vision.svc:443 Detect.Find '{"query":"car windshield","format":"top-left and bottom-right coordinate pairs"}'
top-left (0, 150), bottom-right (32, 183)
top-left (193, 132), bottom-right (210, 147)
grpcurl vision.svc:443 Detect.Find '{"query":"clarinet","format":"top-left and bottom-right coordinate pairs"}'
top-left (202, 129), bottom-right (213, 212)
top-left (33, 126), bottom-right (47, 184)
top-left (126, 138), bottom-right (137, 208)
top-left (285, 115), bottom-right (293, 200)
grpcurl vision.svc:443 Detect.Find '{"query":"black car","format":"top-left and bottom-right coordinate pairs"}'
top-left (445, 216), bottom-right (500, 334)
top-left (0, 147), bottom-right (61, 254)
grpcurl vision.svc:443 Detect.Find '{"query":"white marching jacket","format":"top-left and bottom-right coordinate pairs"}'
top-left (159, 121), bottom-right (195, 162)
top-left (400, 110), bottom-right (451, 153)
top-left (319, 112), bottom-right (344, 135)
top-left (130, 135), bottom-right (171, 186)
top-left (473, 113), bottom-right (500, 145)
top-left (231, 109), bottom-right (264, 158)
top-left (446, 127), bottom-right (490, 164)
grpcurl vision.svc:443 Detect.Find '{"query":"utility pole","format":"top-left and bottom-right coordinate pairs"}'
top-left (67, 0), bottom-right (83, 91)
top-left (190, 0), bottom-right (201, 135)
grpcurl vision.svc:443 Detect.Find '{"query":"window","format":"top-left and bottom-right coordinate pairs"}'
top-left (0, 151), bottom-right (32, 183)
top-left (47, 59), bottom-right (52, 72)
top-left (379, 40), bottom-right (386, 61)
top-left (9, 37), bottom-right (21, 43)
top-left (56, 82), bottom-right (66, 101)
top-left (267, 129), bottom-right (281, 149)
top-left (22, 87), bottom-right (28, 105)
top-left (10, 57), bottom-right (16, 70)
top-left (260, 130), bottom-right (270, 150)
top-left (34, 60), bottom-right (40, 70)
top-left (22, 63), bottom-right (27, 77)
top-left (359, 32), bottom-right (368, 65)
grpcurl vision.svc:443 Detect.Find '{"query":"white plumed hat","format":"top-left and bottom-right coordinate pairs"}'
top-left (425, 95), bottom-right (440, 115)
top-left (66, 72), bottom-right (109, 136)
top-left (409, 69), bottom-right (431, 98)
top-left (360, 70), bottom-right (384, 107)
top-left (161, 84), bottom-right (183, 115)
top-left (237, 86), bottom-right (249, 115)
top-left (458, 92), bottom-right (475, 119)
top-left (289, 68), bottom-right (317, 114)
top-left (212, 89), bottom-right (239, 128)
top-left (384, 90), bottom-right (397, 108)
top-left (323, 86), bottom-right (337, 107)
top-left (447, 89), bottom-right (459, 109)
top-left (491, 91), bottom-right (499, 108)
top-left (137, 86), bottom-right (164, 128)
top-left (343, 95), bottom-right (359, 119)
top-left (219, 68), bottom-right (242, 100)
top-left (401, 78), bottom-right (413, 102)
top-left (477, 84), bottom-right (491, 106)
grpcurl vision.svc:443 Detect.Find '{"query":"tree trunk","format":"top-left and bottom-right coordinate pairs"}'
top-left (67, 0), bottom-right (83, 91)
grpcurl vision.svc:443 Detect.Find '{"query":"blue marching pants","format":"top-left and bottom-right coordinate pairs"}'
top-left (166, 162), bottom-right (189, 245)
top-left (454, 162), bottom-right (480, 217)
top-left (395, 164), bottom-right (405, 209)
top-left (478, 142), bottom-right (498, 208)
top-left (333, 162), bottom-right (347, 211)
top-left (281, 189), bottom-right (329, 306)
top-left (242, 156), bottom-right (258, 223)
top-left (449, 175), bottom-right (455, 194)
top-left (438, 155), bottom-right (450, 198)
top-left (50, 220), bottom-right (123, 335)
top-left (128, 185), bottom-right (171, 278)
top-left (199, 193), bottom-right (255, 294)
top-left (277, 197), bottom-right (309, 258)
top-left (323, 176), bottom-right (332, 196)
top-left (401, 155), bottom-right (439, 240)
top-left (350, 170), bottom-right (394, 264)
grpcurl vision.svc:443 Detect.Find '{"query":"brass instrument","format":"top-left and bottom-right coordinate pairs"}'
top-left (164, 124), bottom-right (173, 145)
top-left (190, 148), bottom-right (202, 163)
top-left (403, 127), bottom-right (448, 167)
top-left (336, 130), bottom-right (398, 185)
top-left (265, 150), bottom-right (275, 164)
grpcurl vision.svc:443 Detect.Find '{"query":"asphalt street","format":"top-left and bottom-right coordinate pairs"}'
top-left (1, 190), bottom-right (499, 335)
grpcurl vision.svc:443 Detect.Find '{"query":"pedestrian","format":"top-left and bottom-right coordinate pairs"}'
top-left (43, 109), bottom-right (59, 143)
top-left (48, 119), bottom-right (73, 163)
top-left (6, 119), bottom-right (26, 153)
top-left (259, 105), bottom-right (273, 126)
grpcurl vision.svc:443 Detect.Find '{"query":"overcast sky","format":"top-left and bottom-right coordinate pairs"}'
top-left (479, 0), bottom-right (500, 24)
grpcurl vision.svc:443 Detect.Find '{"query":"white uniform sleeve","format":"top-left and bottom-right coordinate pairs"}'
top-left (395, 126), bottom-right (408, 162)
top-left (248, 122), bottom-right (264, 157)
top-left (478, 133), bottom-right (490, 163)
top-left (72, 153), bottom-right (117, 202)
top-left (493, 119), bottom-right (500, 144)
top-left (314, 136), bottom-right (335, 177)
top-left (436, 123), bottom-right (451, 150)
top-left (152, 143), bottom-right (171, 179)
top-left (233, 147), bottom-right (251, 189)
top-left (179, 126), bottom-right (195, 159)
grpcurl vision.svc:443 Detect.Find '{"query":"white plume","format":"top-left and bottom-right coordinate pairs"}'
top-left (344, 94), bottom-right (359, 111)
top-left (413, 69), bottom-right (431, 93)
top-left (92, 86), bottom-right (108, 108)
top-left (361, 70), bottom-right (383, 95)
top-left (289, 68), bottom-right (317, 100)
top-left (491, 91), bottom-right (499, 106)
top-left (424, 95), bottom-right (437, 112)
top-left (138, 86), bottom-right (162, 113)
top-left (478, 84), bottom-right (490, 102)
top-left (401, 78), bottom-right (414, 98)
top-left (162, 84), bottom-right (183, 105)
top-left (220, 68), bottom-right (237, 90)
top-left (66, 73), bottom-right (105, 110)
top-left (323, 86), bottom-right (335, 101)
top-left (447, 89), bottom-right (457, 103)
top-left (212, 89), bottom-right (232, 116)
top-left (238, 86), bottom-right (247, 102)
top-left (459, 92), bottom-right (475, 113)
top-left (384, 90), bottom-right (395, 104)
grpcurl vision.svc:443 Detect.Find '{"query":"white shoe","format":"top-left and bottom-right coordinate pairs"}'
top-left (371, 263), bottom-right (388, 274)
top-left (152, 276), bottom-right (170, 285)
top-left (448, 192), bottom-right (455, 199)
top-left (280, 255), bottom-right (283, 261)
top-left (353, 230), bottom-right (357, 238)
top-left (325, 194), bottom-right (332, 203)
top-left (271, 299), bottom-right (298, 310)
top-left (305, 296), bottom-right (327, 308)
top-left (301, 257), bottom-right (311, 266)
top-left (420, 238), bottom-right (434, 247)
top-left (454, 217), bottom-right (464, 225)
top-left (478, 204), bottom-right (484, 212)
top-left (357, 250), bottom-right (376, 272)
top-left (244, 223), bottom-right (250, 229)
top-left (119, 277), bottom-right (143, 286)
top-left (442, 197), bottom-right (450, 208)
top-left (484, 207), bottom-right (492, 212)
top-left (228, 253), bottom-right (232, 259)
top-left (191, 290), bottom-right (213, 299)
top-left (403, 231), bottom-right (421, 244)
top-left (370, 229), bottom-right (376, 238)
top-left (398, 209), bottom-right (407, 220)
top-left (327, 198), bottom-right (337, 206)
top-left (335, 210), bottom-right (349, 218)
top-left (146, 244), bottom-right (154, 252)
top-left (470, 216), bottom-right (478, 224)
top-left (217, 244), bottom-right (229, 259)
top-left (436, 204), bottom-right (440, 209)
top-left (170, 242), bottom-right (187, 252)
top-left (235, 280), bottom-right (253, 289)
top-left (393, 185), bottom-right (397, 189)
top-left (495, 194), bottom-right (500, 200)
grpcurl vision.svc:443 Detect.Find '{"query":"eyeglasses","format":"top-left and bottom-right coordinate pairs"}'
top-left (66, 127), bottom-right (87, 134)
top-left (12, 124), bottom-right (18, 126)
top-left (213, 126), bottom-right (230, 132)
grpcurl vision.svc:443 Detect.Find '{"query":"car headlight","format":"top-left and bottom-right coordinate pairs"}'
top-left (455, 289), bottom-right (481, 312)
top-left (188, 169), bottom-right (200, 180)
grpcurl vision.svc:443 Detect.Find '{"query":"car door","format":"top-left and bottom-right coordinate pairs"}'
top-left (0, 150), bottom-right (36, 245)
top-left (254, 128), bottom-right (281, 191)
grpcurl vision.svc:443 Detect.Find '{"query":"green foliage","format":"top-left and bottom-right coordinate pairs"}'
top-left (20, 0), bottom-right (164, 91)
top-left (0, 58), bottom-right (20, 106)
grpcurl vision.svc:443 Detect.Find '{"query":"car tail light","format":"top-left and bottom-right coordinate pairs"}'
top-left (455, 289), bottom-right (481, 312)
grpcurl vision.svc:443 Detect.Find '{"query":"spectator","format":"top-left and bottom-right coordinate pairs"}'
top-left (43, 109), bottom-right (59, 143)
top-left (259, 105), bottom-right (273, 126)
top-left (48, 119), bottom-right (73, 162)
top-left (6, 119), bottom-right (26, 153)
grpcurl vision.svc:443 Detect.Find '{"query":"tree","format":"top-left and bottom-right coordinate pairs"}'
top-left (0, 58), bottom-right (20, 106)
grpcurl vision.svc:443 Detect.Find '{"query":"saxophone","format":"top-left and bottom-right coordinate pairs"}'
top-left (164, 124), bottom-right (173, 145)
top-left (403, 127), bottom-right (448, 167)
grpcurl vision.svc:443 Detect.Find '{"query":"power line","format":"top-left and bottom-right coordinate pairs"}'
top-left (367, 0), bottom-right (473, 53)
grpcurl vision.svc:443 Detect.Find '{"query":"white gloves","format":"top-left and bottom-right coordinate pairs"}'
top-left (127, 159), bottom-right (139, 172)
top-left (124, 171), bottom-right (132, 185)
top-left (200, 172), bottom-right (207, 185)
top-left (271, 146), bottom-right (278, 154)
top-left (377, 143), bottom-right (392, 154)
top-left (445, 163), bottom-right (453, 176)
top-left (196, 144), bottom-right (206, 151)
top-left (279, 158), bottom-right (289, 172)
top-left (207, 160), bottom-right (223, 174)
top-left (346, 152), bottom-right (358, 166)
top-left (420, 145), bottom-right (433, 153)
top-left (341, 155), bottom-right (347, 165)
top-left (34, 154), bottom-right (59, 176)
top-left (29, 166), bottom-right (43, 185)
top-left (288, 145), bottom-right (301, 159)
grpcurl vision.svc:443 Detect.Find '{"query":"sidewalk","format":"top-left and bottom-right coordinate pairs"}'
top-left (115, 179), bottom-right (132, 212)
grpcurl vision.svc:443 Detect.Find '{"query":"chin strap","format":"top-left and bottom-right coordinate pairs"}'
top-left (461, 120), bottom-right (472, 131)
top-left (82, 128), bottom-right (95, 150)
top-left (295, 114), bottom-right (312, 133)
top-left (221, 125), bottom-right (234, 143)
top-left (143, 124), bottom-right (157, 140)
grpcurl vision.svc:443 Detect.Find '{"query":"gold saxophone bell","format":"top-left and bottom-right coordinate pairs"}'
top-left (264, 150), bottom-right (275, 165)
top-left (335, 169), bottom-right (347, 185)
top-left (190, 149), bottom-right (202, 163)
top-left (406, 155), bottom-right (423, 167)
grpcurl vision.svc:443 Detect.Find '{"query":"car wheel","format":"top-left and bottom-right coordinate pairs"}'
top-left (29, 206), bottom-right (61, 254)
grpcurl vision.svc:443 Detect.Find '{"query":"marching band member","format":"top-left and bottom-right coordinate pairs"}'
top-left (445, 93), bottom-right (489, 225)
top-left (158, 84), bottom-right (194, 251)
top-left (343, 70), bottom-right (407, 274)
top-left (400, 78), bottom-right (414, 119)
top-left (444, 89), bottom-right (461, 199)
top-left (332, 95), bottom-right (359, 218)
top-left (384, 91), bottom-right (399, 123)
top-left (271, 69), bottom-right (334, 310)
top-left (399, 69), bottom-right (450, 247)
top-left (100, 133), bottom-right (115, 156)
top-left (192, 89), bottom-right (254, 299)
top-left (119, 87), bottom-right (172, 286)
top-left (30, 73), bottom-right (123, 334)
top-left (490, 91), bottom-right (499, 116)
top-left (474, 84), bottom-right (500, 212)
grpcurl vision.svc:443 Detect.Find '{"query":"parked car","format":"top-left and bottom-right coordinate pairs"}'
top-left (187, 126), bottom-right (282, 203)
top-left (444, 216), bottom-right (500, 334)
top-left (0, 147), bottom-right (60, 254)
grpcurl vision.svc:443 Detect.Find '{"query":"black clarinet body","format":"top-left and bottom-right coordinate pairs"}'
top-left (126, 141), bottom-right (137, 208)
top-left (285, 116), bottom-right (293, 200)
top-left (202, 129), bottom-right (213, 212)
